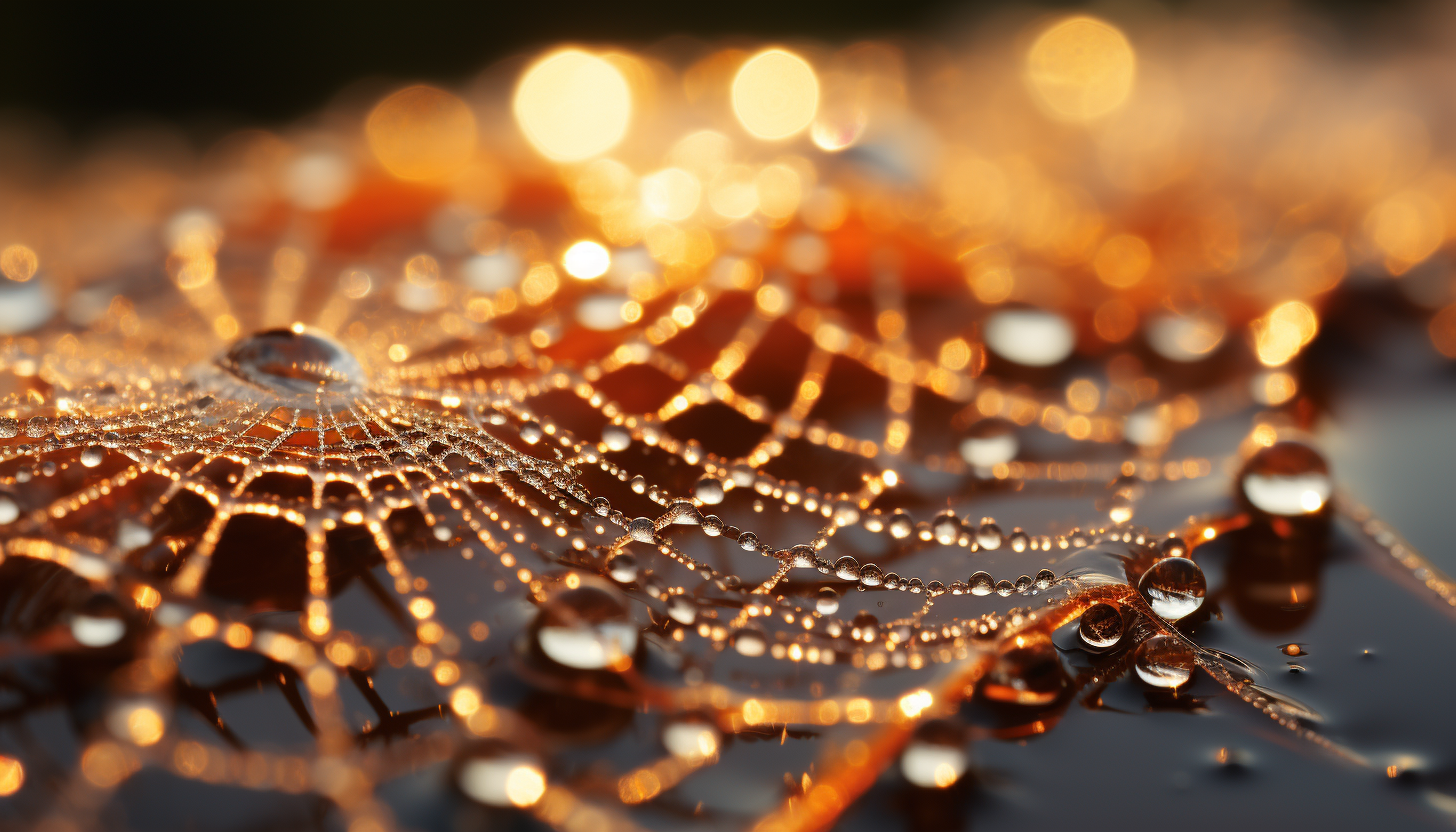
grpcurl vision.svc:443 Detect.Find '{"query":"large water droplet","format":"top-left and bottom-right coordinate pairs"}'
top-left (959, 419), bottom-right (1018, 468)
top-left (221, 327), bottom-right (364, 396)
top-left (1138, 556), bottom-right (1206, 620)
top-left (1134, 635), bottom-right (1195, 688)
top-left (533, 580), bottom-right (639, 670)
top-left (1078, 602), bottom-right (1123, 649)
top-left (1239, 441), bottom-right (1332, 516)
top-left (984, 308), bottom-right (1076, 367)
top-left (900, 721), bottom-right (969, 789)
top-left (456, 742), bottom-right (547, 807)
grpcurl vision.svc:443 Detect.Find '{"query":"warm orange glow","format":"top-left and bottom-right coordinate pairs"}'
top-left (1026, 16), bottom-right (1136, 121)
top-left (732, 49), bottom-right (819, 140)
top-left (514, 49), bottom-right (632, 162)
top-left (366, 85), bottom-right (477, 181)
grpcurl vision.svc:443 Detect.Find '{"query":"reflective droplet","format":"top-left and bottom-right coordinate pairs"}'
top-left (663, 718), bottom-right (720, 760)
top-left (785, 544), bottom-right (817, 569)
top-left (1078, 602), bottom-right (1123, 649)
top-left (456, 742), bottom-right (547, 807)
top-left (976, 522), bottom-right (1003, 550)
top-left (606, 553), bottom-right (637, 583)
top-left (995, 580), bottom-right (1014, 597)
top-left (1134, 635), bottom-right (1196, 688)
top-left (533, 580), bottom-right (639, 670)
top-left (693, 476), bottom-right (725, 505)
top-left (0, 417), bottom-right (16, 438)
top-left (968, 571), bottom-right (993, 596)
top-left (626, 517), bottom-right (655, 542)
top-left (222, 327), bottom-right (364, 396)
top-left (1158, 537), bottom-right (1188, 559)
top-left (932, 512), bottom-right (961, 545)
top-left (738, 532), bottom-right (760, 551)
top-left (834, 556), bottom-right (860, 580)
top-left (519, 423), bottom-right (543, 444)
top-left (816, 587), bottom-right (840, 615)
top-left (888, 511), bottom-right (914, 539)
top-left (1034, 569), bottom-right (1056, 589)
top-left (1008, 530), bottom-right (1029, 552)
top-left (959, 419), bottom-right (1018, 468)
top-left (1138, 556), bottom-right (1206, 621)
top-left (80, 445), bottom-right (104, 468)
top-left (602, 424), bottom-right (632, 451)
top-left (900, 721), bottom-right (969, 789)
top-left (859, 564), bottom-right (884, 587)
top-left (1239, 441), bottom-right (1332, 516)
top-left (984, 308), bottom-right (1075, 367)
top-left (732, 628), bottom-right (767, 657)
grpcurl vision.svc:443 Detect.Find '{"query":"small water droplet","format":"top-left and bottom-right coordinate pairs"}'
top-left (834, 556), bottom-right (860, 580)
top-left (519, 423), bottom-right (543, 444)
top-left (1079, 602), bottom-right (1123, 649)
top-left (900, 721), bottom-right (969, 789)
top-left (1138, 556), bottom-right (1207, 620)
top-left (80, 445), bottom-right (104, 468)
top-left (533, 580), bottom-right (638, 671)
top-left (932, 512), bottom-right (961, 545)
top-left (625, 517), bottom-right (655, 542)
top-left (1134, 635), bottom-right (1195, 688)
top-left (601, 424), bottom-right (631, 451)
top-left (976, 522), bottom-right (1003, 550)
top-left (738, 532), bottom-right (760, 551)
top-left (785, 544), bottom-right (816, 569)
top-left (859, 564), bottom-right (884, 587)
top-left (968, 571), bottom-right (993, 596)
top-left (1239, 441), bottom-right (1332, 516)
top-left (693, 476), bottom-right (725, 505)
top-left (888, 511), bottom-right (914, 539)
top-left (816, 588), bottom-right (840, 615)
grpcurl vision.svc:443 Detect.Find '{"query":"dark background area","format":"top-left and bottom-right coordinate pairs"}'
top-left (0, 0), bottom-right (1420, 138)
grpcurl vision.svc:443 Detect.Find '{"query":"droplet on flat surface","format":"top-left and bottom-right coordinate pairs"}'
top-left (959, 419), bottom-right (1018, 468)
top-left (900, 721), bottom-right (969, 788)
top-left (1240, 441), bottom-right (1332, 516)
top-left (816, 587), bottom-right (840, 615)
top-left (534, 581), bottom-right (639, 670)
top-left (1138, 556), bottom-right (1206, 620)
top-left (457, 743), bottom-right (547, 807)
top-left (1079, 602), bottom-right (1123, 648)
top-left (984, 308), bottom-right (1075, 367)
top-left (1135, 635), bottom-right (1195, 688)
top-left (221, 327), bottom-right (364, 396)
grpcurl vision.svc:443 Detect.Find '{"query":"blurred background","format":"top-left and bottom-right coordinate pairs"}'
top-left (0, 0), bottom-right (1428, 141)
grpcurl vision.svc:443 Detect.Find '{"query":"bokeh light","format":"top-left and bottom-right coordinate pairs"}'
top-left (366, 85), bottom-right (477, 181)
top-left (563, 241), bottom-right (610, 279)
top-left (1026, 16), bottom-right (1136, 122)
top-left (514, 49), bottom-right (632, 162)
top-left (732, 49), bottom-right (819, 140)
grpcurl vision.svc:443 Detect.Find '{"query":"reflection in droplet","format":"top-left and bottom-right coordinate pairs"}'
top-left (984, 309), bottom-right (1075, 367)
top-left (1135, 635), bottom-right (1195, 688)
top-left (1078, 602), bottom-right (1123, 649)
top-left (1138, 556), bottom-right (1206, 620)
top-left (1239, 441), bottom-right (1332, 516)
top-left (221, 327), bottom-right (364, 397)
top-left (900, 721), bottom-right (969, 788)
top-left (534, 580), bottom-right (639, 671)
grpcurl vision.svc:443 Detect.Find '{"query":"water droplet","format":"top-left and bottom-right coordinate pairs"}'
top-left (221, 327), bottom-right (364, 396)
top-left (859, 564), bottom-right (884, 587)
top-left (969, 571), bottom-right (993, 596)
top-left (738, 532), bottom-right (760, 551)
top-left (702, 515), bottom-right (724, 536)
top-left (1078, 602), bottom-right (1123, 649)
top-left (1034, 569), bottom-right (1056, 589)
top-left (995, 580), bottom-right (1014, 597)
top-left (663, 718), bottom-right (720, 760)
top-left (1138, 556), bottom-right (1206, 620)
top-left (693, 476), bottom-right (725, 504)
top-left (606, 553), bottom-right (638, 583)
top-left (24, 416), bottom-right (48, 438)
top-left (976, 522), bottom-right (1003, 550)
top-left (626, 517), bottom-right (655, 542)
top-left (80, 445), bottom-right (104, 468)
top-left (1134, 635), bottom-right (1195, 688)
top-left (1014, 574), bottom-right (1032, 593)
top-left (666, 594), bottom-right (697, 625)
top-left (834, 556), bottom-right (860, 580)
top-left (959, 419), bottom-right (1018, 468)
top-left (1239, 441), bottom-right (1332, 516)
top-left (601, 424), bottom-right (631, 451)
top-left (1008, 530), bottom-right (1029, 552)
top-left (456, 742), bottom-right (547, 807)
top-left (519, 423), bottom-right (543, 444)
top-left (932, 512), bottom-right (961, 545)
top-left (0, 417), bottom-right (16, 438)
top-left (984, 308), bottom-right (1076, 367)
top-left (900, 721), bottom-right (969, 789)
top-left (533, 580), bottom-right (639, 670)
top-left (591, 497), bottom-right (611, 516)
top-left (732, 628), bottom-right (767, 657)
top-left (785, 544), bottom-right (816, 569)
top-left (629, 475), bottom-right (647, 494)
top-left (1158, 537), bottom-right (1188, 559)
top-left (816, 588), bottom-right (840, 615)
top-left (888, 511), bottom-right (913, 539)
